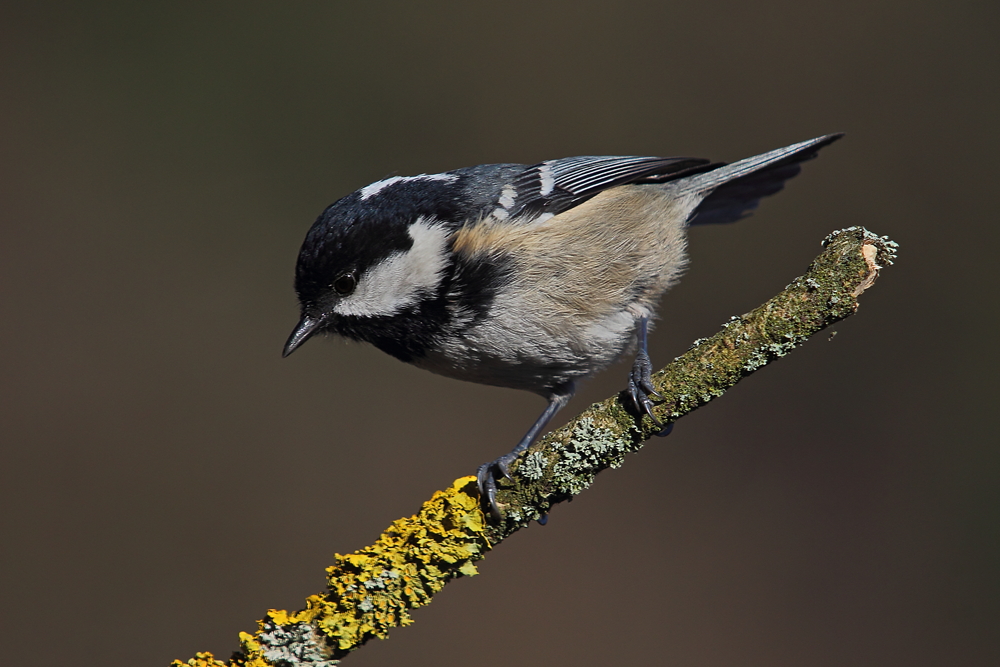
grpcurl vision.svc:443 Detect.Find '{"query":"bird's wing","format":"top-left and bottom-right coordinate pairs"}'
top-left (501, 155), bottom-right (715, 219)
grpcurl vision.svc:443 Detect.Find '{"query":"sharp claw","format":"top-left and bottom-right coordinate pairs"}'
top-left (476, 388), bottom-right (573, 523)
top-left (629, 315), bottom-right (665, 431)
top-left (636, 358), bottom-right (661, 396)
top-left (477, 455), bottom-right (514, 521)
top-left (629, 363), bottom-right (664, 429)
top-left (476, 462), bottom-right (490, 498)
top-left (486, 480), bottom-right (502, 522)
top-left (640, 379), bottom-right (662, 399)
top-left (638, 393), bottom-right (663, 428)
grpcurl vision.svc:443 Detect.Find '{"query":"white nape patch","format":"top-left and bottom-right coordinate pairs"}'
top-left (359, 173), bottom-right (458, 200)
top-left (333, 218), bottom-right (449, 318)
top-left (491, 208), bottom-right (510, 221)
top-left (539, 162), bottom-right (555, 196)
top-left (498, 185), bottom-right (516, 209)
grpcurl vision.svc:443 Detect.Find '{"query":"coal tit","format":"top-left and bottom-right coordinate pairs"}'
top-left (283, 134), bottom-right (842, 519)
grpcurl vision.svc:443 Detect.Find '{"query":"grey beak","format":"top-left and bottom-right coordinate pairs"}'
top-left (283, 316), bottom-right (323, 358)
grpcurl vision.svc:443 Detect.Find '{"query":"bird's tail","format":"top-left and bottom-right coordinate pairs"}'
top-left (677, 134), bottom-right (843, 225)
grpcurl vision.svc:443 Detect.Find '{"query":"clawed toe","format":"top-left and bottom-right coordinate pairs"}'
top-left (655, 422), bottom-right (674, 437)
top-left (476, 385), bottom-right (573, 523)
top-left (477, 455), bottom-right (515, 521)
top-left (629, 351), bottom-right (663, 429)
top-left (629, 381), bottom-right (664, 429)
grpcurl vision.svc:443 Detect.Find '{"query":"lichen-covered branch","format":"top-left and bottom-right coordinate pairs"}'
top-left (173, 227), bottom-right (897, 667)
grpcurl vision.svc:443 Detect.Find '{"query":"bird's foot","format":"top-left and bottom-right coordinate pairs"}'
top-left (628, 349), bottom-right (664, 429)
top-left (475, 389), bottom-right (571, 522)
top-left (477, 452), bottom-right (518, 522)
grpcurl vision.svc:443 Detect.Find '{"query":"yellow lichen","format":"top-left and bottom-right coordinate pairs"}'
top-left (281, 476), bottom-right (488, 652)
top-left (171, 652), bottom-right (229, 667)
top-left (175, 477), bottom-right (489, 665)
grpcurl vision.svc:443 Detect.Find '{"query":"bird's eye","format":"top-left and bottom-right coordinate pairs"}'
top-left (333, 273), bottom-right (358, 296)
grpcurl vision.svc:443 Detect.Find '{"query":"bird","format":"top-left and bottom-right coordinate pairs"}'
top-left (282, 134), bottom-right (843, 520)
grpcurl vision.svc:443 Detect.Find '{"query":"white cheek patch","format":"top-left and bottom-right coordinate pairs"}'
top-left (359, 173), bottom-right (458, 200)
top-left (333, 219), bottom-right (449, 318)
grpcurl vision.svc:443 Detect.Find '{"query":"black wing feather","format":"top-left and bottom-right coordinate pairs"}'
top-left (507, 155), bottom-right (713, 218)
top-left (687, 134), bottom-right (841, 225)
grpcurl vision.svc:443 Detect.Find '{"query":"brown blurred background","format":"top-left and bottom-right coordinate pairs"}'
top-left (1, 1), bottom-right (997, 665)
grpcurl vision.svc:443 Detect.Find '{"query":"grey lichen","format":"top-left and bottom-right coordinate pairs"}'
top-left (258, 621), bottom-right (339, 667)
top-left (519, 451), bottom-right (549, 481)
top-left (822, 226), bottom-right (899, 267)
top-left (742, 349), bottom-right (769, 372)
top-left (550, 417), bottom-right (635, 496)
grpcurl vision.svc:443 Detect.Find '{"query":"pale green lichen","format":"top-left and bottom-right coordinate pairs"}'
top-left (519, 450), bottom-right (549, 480)
top-left (823, 226), bottom-right (899, 269)
top-left (258, 622), bottom-right (339, 667)
top-left (550, 417), bottom-right (636, 496)
top-left (742, 349), bottom-right (768, 372)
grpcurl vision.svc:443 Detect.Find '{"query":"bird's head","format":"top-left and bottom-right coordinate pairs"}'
top-left (283, 177), bottom-right (460, 358)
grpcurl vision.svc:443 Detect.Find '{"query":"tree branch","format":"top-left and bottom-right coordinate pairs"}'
top-left (174, 226), bottom-right (898, 667)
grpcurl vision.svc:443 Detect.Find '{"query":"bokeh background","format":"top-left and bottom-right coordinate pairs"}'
top-left (2, 2), bottom-right (997, 665)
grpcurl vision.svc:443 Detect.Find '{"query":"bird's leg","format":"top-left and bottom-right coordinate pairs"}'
top-left (628, 315), bottom-right (667, 431)
top-left (477, 384), bottom-right (574, 521)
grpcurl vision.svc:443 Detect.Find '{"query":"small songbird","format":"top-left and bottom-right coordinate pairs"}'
top-left (283, 134), bottom-right (842, 519)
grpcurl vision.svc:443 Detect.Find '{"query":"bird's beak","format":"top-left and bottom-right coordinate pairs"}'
top-left (283, 316), bottom-right (323, 358)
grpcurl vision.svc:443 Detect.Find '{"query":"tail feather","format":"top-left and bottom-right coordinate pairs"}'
top-left (683, 134), bottom-right (843, 225)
